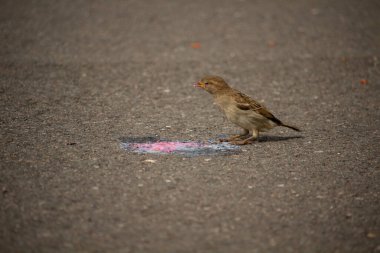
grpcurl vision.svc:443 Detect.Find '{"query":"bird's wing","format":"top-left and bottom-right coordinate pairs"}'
top-left (236, 103), bottom-right (251, 110)
top-left (233, 91), bottom-right (264, 111)
top-left (233, 91), bottom-right (282, 125)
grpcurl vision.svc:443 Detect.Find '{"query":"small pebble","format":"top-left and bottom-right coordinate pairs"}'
top-left (345, 213), bottom-right (352, 218)
top-left (311, 8), bottom-right (320, 15)
top-left (2, 186), bottom-right (8, 194)
top-left (367, 232), bottom-right (377, 239)
top-left (360, 79), bottom-right (368, 85)
top-left (143, 159), bottom-right (157, 163)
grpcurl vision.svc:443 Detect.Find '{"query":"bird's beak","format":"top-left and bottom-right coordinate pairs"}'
top-left (193, 81), bottom-right (206, 89)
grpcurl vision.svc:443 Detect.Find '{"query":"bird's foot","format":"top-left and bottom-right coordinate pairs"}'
top-left (219, 134), bottom-right (249, 143)
top-left (230, 136), bottom-right (257, 145)
top-left (230, 140), bottom-right (253, 145)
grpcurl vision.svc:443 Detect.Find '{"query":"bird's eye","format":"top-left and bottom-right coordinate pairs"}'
top-left (204, 82), bottom-right (209, 85)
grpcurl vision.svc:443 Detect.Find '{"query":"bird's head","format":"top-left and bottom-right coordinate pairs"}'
top-left (194, 76), bottom-right (230, 95)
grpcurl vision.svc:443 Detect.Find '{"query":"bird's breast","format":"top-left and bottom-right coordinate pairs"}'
top-left (215, 98), bottom-right (248, 124)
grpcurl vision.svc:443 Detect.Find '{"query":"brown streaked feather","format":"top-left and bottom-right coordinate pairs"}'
top-left (232, 90), bottom-right (262, 109)
top-left (232, 90), bottom-right (283, 125)
top-left (236, 103), bottom-right (251, 110)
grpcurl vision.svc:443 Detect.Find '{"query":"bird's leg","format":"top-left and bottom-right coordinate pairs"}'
top-left (219, 129), bottom-right (249, 142)
top-left (231, 129), bottom-right (259, 145)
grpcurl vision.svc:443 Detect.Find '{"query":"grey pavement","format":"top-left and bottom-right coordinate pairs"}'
top-left (1, 0), bottom-right (379, 252)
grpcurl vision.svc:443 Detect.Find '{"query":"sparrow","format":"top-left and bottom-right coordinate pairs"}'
top-left (194, 75), bottom-right (300, 145)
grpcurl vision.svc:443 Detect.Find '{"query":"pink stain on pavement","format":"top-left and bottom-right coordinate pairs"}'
top-left (120, 137), bottom-right (240, 156)
top-left (133, 141), bottom-right (201, 153)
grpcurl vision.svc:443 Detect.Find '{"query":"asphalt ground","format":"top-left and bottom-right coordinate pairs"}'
top-left (1, 0), bottom-right (379, 252)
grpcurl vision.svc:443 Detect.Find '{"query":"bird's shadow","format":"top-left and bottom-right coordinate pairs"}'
top-left (118, 135), bottom-right (304, 146)
top-left (258, 135), bottom-right (304, 143)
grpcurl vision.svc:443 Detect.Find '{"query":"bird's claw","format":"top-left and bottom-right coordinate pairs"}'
top-left (219, 134), bottom-right (249, 143)
top-left (230, 140), bottom-right (252, 145)
top-left (230, 138), bottom-right (257, 145)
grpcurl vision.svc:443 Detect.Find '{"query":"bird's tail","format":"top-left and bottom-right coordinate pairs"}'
top-left (280, 122), bottom-right (301, 132)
